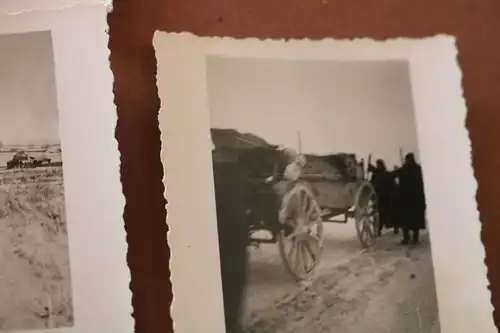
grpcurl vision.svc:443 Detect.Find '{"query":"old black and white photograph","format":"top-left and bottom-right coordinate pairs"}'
top-left (156, 33), bottom-right (496, 333)
top-left (207, 56), bottom-right (440, 333)
top-left (0, 31), bottom-right (73, 331)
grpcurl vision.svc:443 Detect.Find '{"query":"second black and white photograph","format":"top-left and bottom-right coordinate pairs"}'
top-left (0, 31), bottom-right (73, 332)
top-left (207, 56), bottom-right (440, 333)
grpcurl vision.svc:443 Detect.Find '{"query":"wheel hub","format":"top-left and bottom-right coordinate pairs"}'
top-left (294, 223), bottom-right (310, 241)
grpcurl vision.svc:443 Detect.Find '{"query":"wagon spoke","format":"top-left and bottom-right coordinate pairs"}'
top-left (302, 243), bottom-right (310, 274)
top-left (302, 194), bottom-right (311, 218)
top-left (296, 189), bottom-right (307, 219)
top-left (357, 206), bottom-right (368, 221)
top-left (295, 241), bottom-right (303, 273)
top-left (288, 238), bottom-right (299, 263)
top-left (285, 229), bottom-right (298, 241)
top-left (306, 199), bottom-right (319, 222)
top-left (362, 228), bottom-right (370, 244)
top-left (301, 241), bottom-right (311, 272)
top-left (363, 222), bottom-right (374, 238)
top-left (303, 240), bottom-right (318, 263)
top-left (299, 189), bottom-right (307, 209)
top-left (308, 233), bottom-right (321, 245)
top-left (361, 218), bottom-right (375, 245)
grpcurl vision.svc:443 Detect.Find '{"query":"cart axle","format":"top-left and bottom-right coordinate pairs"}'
top-left (249, 236), bottom-right (277, 244)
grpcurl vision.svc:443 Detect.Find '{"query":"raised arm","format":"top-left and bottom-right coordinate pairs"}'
top-left (389, 167), bottom-right (401, 179)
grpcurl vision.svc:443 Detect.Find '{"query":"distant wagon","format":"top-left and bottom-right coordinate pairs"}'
top-left (6, 151), bottom-right (51, 169)
top-left (211, 128), bottom-right (379, 282)
top-left (6, 151), bottom-right (30, 169)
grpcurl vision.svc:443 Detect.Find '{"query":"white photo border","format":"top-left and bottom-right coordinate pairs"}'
top-left (0, 5), bottom-right (133, 333)
top-left (0, 0), bottom-right (110, 15)
top-left (154, 32), bottom-right (495, 333)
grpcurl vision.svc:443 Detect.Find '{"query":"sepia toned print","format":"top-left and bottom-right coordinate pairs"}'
top-left (0, 31), bottom-right (73, 331)
top-left (208, 57), bottom-right (438, 333)
top-left (155, 33), bottom-right (495, 333)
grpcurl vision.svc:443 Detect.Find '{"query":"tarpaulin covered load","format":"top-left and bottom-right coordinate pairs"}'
top-left (211, 128), bottom-right (279, 165)
top-left (211, 128), bottom-right (277, 150)
top-left (302, 153), bottom-right (358, 182)
top-left (210, 128), bottom-right (361, 209)
top-left (211, 128), bottom-right (285, 179)
top-left (300, 154), bottom-right (360, 209)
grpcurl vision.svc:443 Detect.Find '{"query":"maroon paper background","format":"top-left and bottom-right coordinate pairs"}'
top-left (108, 1), bottom-right (500, 332)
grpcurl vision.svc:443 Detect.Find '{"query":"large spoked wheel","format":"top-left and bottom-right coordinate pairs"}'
top-left (277, 182), bottom-right (324, 282)
top-left (354, 181), bottom-right (379, 248)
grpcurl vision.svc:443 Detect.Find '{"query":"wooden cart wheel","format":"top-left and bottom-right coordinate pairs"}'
top-left (354, 181), bottom-right (379, 248)
top-left (277, 182), bottom-right (324, 282)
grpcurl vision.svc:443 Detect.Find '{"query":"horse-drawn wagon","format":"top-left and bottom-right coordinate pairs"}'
top-left (211, 128), bottom-right (379, 282)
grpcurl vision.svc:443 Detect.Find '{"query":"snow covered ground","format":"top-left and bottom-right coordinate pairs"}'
top-left (242, 222), bottom-right (440, 333)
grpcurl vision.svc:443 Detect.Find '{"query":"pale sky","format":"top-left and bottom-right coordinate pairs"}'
top-left (0, 30), bottom-right (60, 145)
top-left (206, 56), bottom-right (420, 168)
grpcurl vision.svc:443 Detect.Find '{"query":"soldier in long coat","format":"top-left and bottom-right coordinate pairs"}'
top-left (368, 159), bottom-right (398, 235)
top-left (392, 153), bottom-right (426, 245)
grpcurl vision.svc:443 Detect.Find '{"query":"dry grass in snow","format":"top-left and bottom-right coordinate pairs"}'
top-left (0, 167), bottom-right (73, 331)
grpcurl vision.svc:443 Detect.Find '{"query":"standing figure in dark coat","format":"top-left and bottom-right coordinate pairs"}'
top-left (368, 159), bottom-right (398, 236)
top-left (392, 153), bottom-right (426, 245)
top-left (212, 155), bottom-right (249, 333)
